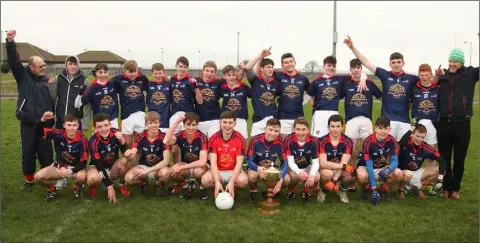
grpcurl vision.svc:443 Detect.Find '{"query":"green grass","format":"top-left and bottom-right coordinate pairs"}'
top-left (1, 99), bottom-right (478, 243)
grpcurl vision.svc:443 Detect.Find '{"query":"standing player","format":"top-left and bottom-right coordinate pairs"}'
top-left (218, 65), bottom-right (251, 138)
top-left (86, 113), bottom-right (131, 202)
top-left (200, 111), bottom-right (249, 199)
top-left (145, 63), bottom-right (171, 133)
top-left (34, 115), bottom-right (88, 201)
top-left (246, 118), bottom-right (288, 203)
top-left (317, 115), bottom-right (357, 203)
top-left (356, 116), bottom-right (403, 205)
top-left (163, 112), bottom-right (209, 200)
top-left (123, 111), bottom-right (171, 194)
top-left (245, 49), bottom-right (279, 137)
top-left (74, 63), bottom-right (119, 129)
top-left (397, 124), bottom-right (446, 199)
top-left (284, 117), bottom-right (321, 201)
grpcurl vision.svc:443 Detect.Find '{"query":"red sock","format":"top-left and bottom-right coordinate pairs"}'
top-left (380, 184), bottom-right (390, 192)
top-left (73, 184), bottom-right (80, 192)
top-left (303, 186), bottom-right (310, 193)
top-left (288, 187), bottom-right (296, 193)
top-left (250, 186), bottom-right (257, 192)
top-left (363, 184), bottom-right (371, 191)
top-left (46, 184), bottom-right (56, 192)
top-left (25, 174), bottom-right (34, 183)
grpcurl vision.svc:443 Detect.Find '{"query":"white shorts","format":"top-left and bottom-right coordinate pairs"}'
top-left (280, 119), bottom-right (294, 135)
top-left (121, 111), bottom-right (146, 135)
top-left (407, 168), bottom-right (425, 189)
top-left (390, 121), bottom-right (411, 141)
top-left (235, 118), bottom-right (248, 139)
top-left (311, 110), bottom-right (338, 138)
top-left (159, 128), bottom-right (168, 133)
top-left (219, 170), bottom-right (233, 184)
top-left (418, 119), bottom-right (437, 145)
top-left (53, 163), bottom-right (76, 179)
top-left (110, 119), bottom-right (119, 130)
top-left (345, 116), bottom-right (373, 140)
top-left (88, 165), bottom-right (111, 178)
top-left (359, 166), bottom-right (383, 181)
top-left (169, 111), bottom-right (186, 134)
top-left (251, 116), bottom-right (273, 137)
top-left (198, 120), bottom-right (220, 138)
top-left (138, 165), bottom-right (158, 182)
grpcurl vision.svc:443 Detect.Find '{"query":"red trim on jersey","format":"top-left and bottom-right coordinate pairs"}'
top-left (64, 131), bottom-right (82, 144)
top-left (257, 74), bottom-right (275, 84)
top-left (171, 73), bottom-right (191, 81)
top-left (282, 70), bottom-right (300, 78)
top-left (416, 81), bottom-right (437, 91)
top-left (200, 75), bottom-right (216, 83)
top-left (390, 70), bottom-right (406, 77)
top-left (222, 81), bottom-right (244, 91)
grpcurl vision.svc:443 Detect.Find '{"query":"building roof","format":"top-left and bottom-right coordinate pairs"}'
top-left (76, 51), bottom-right (126, 64)
top-left (1, 42), bottom-right (62, 63)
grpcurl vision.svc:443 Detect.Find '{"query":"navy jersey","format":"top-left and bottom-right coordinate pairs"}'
top-left (145, 80), bottom-right (171, 129)
top-left (411, 82), bottom-right (440, 122)
top-left (174, 130), bottom-right (208, 164)
top-left (246, 70), bottom-right (278, 123)
top-left (88, 128), bottom-right (123, 169)
top-left (375, 68), bottom-right (419, 123)
top-left (81, 79), bottom-right (119, 121)
top-left (399, 136), bottom-right (441, 171)
top-left (195, 76), bottom-right (225, 122)
top-left (133, 130), bottom-right (170, 167)
top-left (248, 134), bottom-right (286, 167)
top-left (274, 71), bottom-right (310, 119)
top-left (284, 133), bottom-right (319, 169)
top-left (44, 128), bottom-right (88, 171)
top-left (363, 134), bottom-right (397, 169)
top-left (170, 74), bottom-right (196, 114)
top-left (218, 82), bottom-right (252, 120)
top-left (318, 133), bottom-right (353, 163)
top-left (341, 79), bottom-right (382, 122)
top-left (112, 74), bottom-right (148, 119)
top-left (307, 75), bottom-right (350, 111)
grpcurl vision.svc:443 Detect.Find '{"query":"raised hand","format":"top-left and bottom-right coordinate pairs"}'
top-left (344, 35), bottom-right (353, 49)
top-left (6, 30), bottom-right (16, 42)
top-left (435, 65), bottom-right (445, 76)
top-left (261, 47), bottom-right (272, 57)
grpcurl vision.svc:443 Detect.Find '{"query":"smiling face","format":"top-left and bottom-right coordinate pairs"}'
top-left (94, 119), bottom-right (111, 138)
top-left (220, 118), bottom-right (236, 135)
top-left (328, 121), bottom-right (343, 138)
top-left (264, 125), bottom-right (280, 142)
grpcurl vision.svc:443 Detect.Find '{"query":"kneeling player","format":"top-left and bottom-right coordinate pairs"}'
top-left (164, 112), bottom-right (209, 200)
top-left (317, 115), bottom-right (357, 203)
top-left (397, 124), bottom-right (445, 199)
top-left (284, 117), bottom-right (321, 201)
top-left (34, 114), bottom-right (88, 201)
top-left (123, 111), bottom-right (171, 194)
top-left (247, 118), bottom-right (289, 203)
top-left (356, 116), bottom-right (402, 205)
top-left (87, 113), bottom-right (131, 202)
top-left (201, 111), bottom-right (249, 200)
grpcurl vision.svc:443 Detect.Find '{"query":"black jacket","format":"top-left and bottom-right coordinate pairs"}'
top-left (6, 40), bottom-right (54, 126)
top-left (437, 66), bottom-right (479, 119)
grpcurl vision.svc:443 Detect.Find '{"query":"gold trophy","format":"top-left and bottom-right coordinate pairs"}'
top-left (258, 162), bottom-right (281, 214)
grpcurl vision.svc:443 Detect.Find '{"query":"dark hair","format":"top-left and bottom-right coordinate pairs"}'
top-left (413, 124), bottom-right (427, 134)
top-left (328, 114), bottom-right (344, 126)
top-left (93, 113), bottom-right (109, 126)
top-left (220, 110), bottom-right (237, 121)
top-left (66, 56), bottom-right (78, 64)
top-left (92, 63), bottom-right (109, 76)
top-left (151, 63), bottom-right (165, 72)
top-left (266, 118), bottom-right (281, 128)
top-left (350, 58), bottom-right (362, 69)
top-left (260, 58), bottom-right (274, 68)
top-left (293, 117), bottom-right (309, 129)
top-left (223, 65), bottom-right (236, 74)
top-left (323, 55), bottom-right (337, 66)
top-left (184, 112), bottom-right (200, 124)
top-left (176, 56), bottom-right (189, 67)
top-left (390, 52), bottom-right (404, 61)
top-left (375, 116), bottom-right (391, 128)
top-left (63, 114), bottom-right (78, 123)
top-left (281, 53), bottom-right (295, 64)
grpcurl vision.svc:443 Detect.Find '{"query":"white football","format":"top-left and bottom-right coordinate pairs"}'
top-left (215, 192), bottom-right (234, 210)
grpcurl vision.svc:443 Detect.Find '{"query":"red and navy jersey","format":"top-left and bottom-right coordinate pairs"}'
top-left (318, 133), bottom-right (353, 163)
top-left (411, 82), bottom-right (440, 122)
top-left (341, 78), bottom-right (382, 122)
top-left (174, 130), bottom-right (208, 164)
top-left (112, 74), bottom-right (148, 119)
top-left (274, 71), bottom-right (310, 119)
top-left (375, 68), bottom-right (419, 123)
top-left (246, 70), bottom-right (278, 123)
top-left (363, 133), bottom-right (397, 169)
top-left (170, 74), bottom-right (196, 114)
top-left (195, 76), bottom-right (225, 122)
top-left (44, 128), bottom-right (88, 166)
top-left (88, 128), bottom-right (123, 169)
top-left (133, 130), bottom-right (170, 167)
top-left (247, 134), bottom-right (286, 167)
top-left (399, 136), bottom-right (441, 171)
top-left (284, 133), bottom-right (319, 169)
top-left (209, 131), bottom-right (246, 171)
top-left (81, 79), bottom-right (118, 121)
top-left (218, 82), bottom-right (251, 120)
top-left (145, 80), bottom-right (171, 129)
top-left (307, 75), bottom-right (350, 111)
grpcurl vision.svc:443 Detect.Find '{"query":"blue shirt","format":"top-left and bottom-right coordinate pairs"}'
top-left (411, 82), bottom-right (440, 122)
top-left (307, 75), bottom-right (350, 111)
top-left (274, 71), bottom-right (310, 119)
top-left (246, 70), bottom-right (278, 123)
top-left (88, 128), bottom-right (123, 169)
top-left (218, 82), bottom-right (251, 120)
top-left (170, 74), bottom-right (196, 114)
top-left (247, 134), bottom-right (287, 178)
top-left (318, 133), bottom-right (353, 163)
top-left (145, 80), bottom-right (171, 129)
top-left (174, 130), bottom-right (208, 164)
top-left (375, 68), bottom-right (419, 123)
top-left (399, 136), bottom-right (441, 171)
top-left (284, 133), bottom-right (319, 169)
top-left (44, 128), bottom-right (88, 171)
top-left (112, 74), bottom-right (148, 119)
top-left (133, 130), bottom-right (170, 167)
top-left (341, 78), bottom-right (382, 122)
top-left (195, 77), bottom-right (225, 122)
top-left (363, 133), bottom-right (397, 169)
top-left (81, 79), bottom-right (119, 121)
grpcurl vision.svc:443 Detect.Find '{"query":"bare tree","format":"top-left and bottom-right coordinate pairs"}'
top-left (303, 60), bottom-right (319, 73)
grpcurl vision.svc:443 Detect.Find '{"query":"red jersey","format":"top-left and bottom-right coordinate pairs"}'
top-left (209, 130), bottom-right (246, 171)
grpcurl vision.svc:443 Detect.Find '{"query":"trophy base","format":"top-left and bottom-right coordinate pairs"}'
top-left (258, 199), bottom-right (280, 214)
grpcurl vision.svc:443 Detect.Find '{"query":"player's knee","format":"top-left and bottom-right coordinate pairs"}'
top-left (34, 172), bottom-right (44, 182)
top-left (201, 172), bottom-right (213, 188)
top-left (236, 175), bottom-right (249, 188)
top-left (356, 170), bottom-right (368, 184)
top-left (247, 170), bottom-right (259, 183)
top-left (87, 174), bottom-right (101, 187)
top-left (392, 168), bottom-right (403, 180)
top-left (283, 175), bottom-right (291, 186)
top-left (124, 172), bottom-right (135, 184)
top-left (194, 168), bottom-right (207, 180)
top-left (342, 173), bottom-right (354, 184)
top-left (320, 169), bottom-right (333, 182)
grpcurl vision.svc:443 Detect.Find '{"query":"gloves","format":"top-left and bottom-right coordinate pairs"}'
top-left (74, 95), bottom-right (83, 109)
top-left (378, 167), bottom-right (391, 181)
top-left (371, 189), bottom-right (380, 205)
top-left (413, 117), bottom-right (420, 126)
top-left (434, 179), bottom-right (443, 191)
top-left (342, 164), bottom-right (357, 176)
top-left (323, 179), bottom-right (339, 192)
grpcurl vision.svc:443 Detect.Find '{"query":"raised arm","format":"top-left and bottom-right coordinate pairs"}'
top-left (344, 35), bottom-right (377, 74)
top-left (5, 30), bottom-right (25, 82)
top-left (81, 78), bottom-right (92, 130)
top-left (163, 114), bottom-right (184, 145)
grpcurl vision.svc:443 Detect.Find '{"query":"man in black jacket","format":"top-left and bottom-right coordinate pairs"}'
top-left (437, 48), bottom-right (479, 199)
top-left (5, 30), bottom-right (55, 189)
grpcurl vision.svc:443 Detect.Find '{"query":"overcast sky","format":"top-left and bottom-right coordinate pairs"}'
top-left (1, 1), bottom-right (479, 73)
